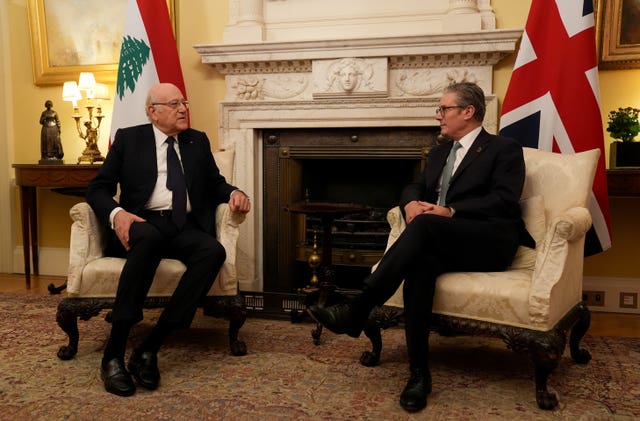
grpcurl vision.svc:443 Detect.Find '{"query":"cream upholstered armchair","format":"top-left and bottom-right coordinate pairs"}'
top-left (361, 147), bottom-right (600, 410)
top-left (56, 149), bottom-right (248, 360)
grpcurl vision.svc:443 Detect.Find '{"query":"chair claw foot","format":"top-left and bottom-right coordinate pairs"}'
top-left (359, 351), bottom-right (380, 367)
top-left (536, 390), bottom-right (558, 410)
top-left (230, 340), bottom-right (247, 356)
top-left (57, 345), bottom-right (77, 360)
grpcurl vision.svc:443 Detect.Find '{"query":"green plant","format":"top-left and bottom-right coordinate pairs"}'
top-left (607, 107), bottom-right (640, 142)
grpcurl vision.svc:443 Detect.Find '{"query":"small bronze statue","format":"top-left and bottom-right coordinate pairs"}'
top-left (39, 100), bottom-right (64, 164)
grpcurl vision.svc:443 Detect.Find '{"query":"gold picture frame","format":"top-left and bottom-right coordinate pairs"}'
top-left (597, 0), bottom-right (640, 69)
top-left (27, 0), bottom-right (176, 86)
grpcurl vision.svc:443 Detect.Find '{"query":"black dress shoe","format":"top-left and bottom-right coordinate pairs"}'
top-left (101, 358), bottom-right (136, 397)
top-left (307, 298), bottom-right (370, 338)
top-left (128, 350), bottom-right (160, 390)
top-left (399, 367), bottom-right (432, 413)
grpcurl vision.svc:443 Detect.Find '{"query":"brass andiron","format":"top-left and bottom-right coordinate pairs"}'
top-left (305, 230), bottom-right (321, 291)
top-left (62, 72), bottom-right (107, 164)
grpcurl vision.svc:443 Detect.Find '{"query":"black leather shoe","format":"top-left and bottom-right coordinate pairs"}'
top-left (307, 299), bottom-right (370, 338)
top-left (399, 367), bottom-right (432, 413)
top-left (101, 358), bottom-right (136, 397)
top-left (128, 350), bottom-right (160, 390)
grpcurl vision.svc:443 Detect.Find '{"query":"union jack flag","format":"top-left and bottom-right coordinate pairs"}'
top-left (500, 0), bottom-right (611, 255)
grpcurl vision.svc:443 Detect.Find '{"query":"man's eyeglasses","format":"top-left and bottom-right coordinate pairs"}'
top-left (152, 100), bottom-right (190, 109)
top-left (435, 105), bottom-right (465, 115)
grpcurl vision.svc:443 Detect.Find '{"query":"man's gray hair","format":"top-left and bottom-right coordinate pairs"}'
top-left (445, 82), bottom-right (486, 123)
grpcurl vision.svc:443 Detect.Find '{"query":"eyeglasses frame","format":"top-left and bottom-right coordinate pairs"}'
top-left (151, 100), bottom-right (190, 109)
top-left (435, 105), bottom-right (467, 115)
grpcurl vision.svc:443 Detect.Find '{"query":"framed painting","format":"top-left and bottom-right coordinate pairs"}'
top-left (597, 0), bottom-right (640, 69)
top-left (27, 0), bottom-right (175, 86)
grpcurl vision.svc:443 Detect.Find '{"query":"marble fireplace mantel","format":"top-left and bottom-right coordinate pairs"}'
top-left (194, 30), bottom-right (523, 71)
top-left (195, 3), bottom-right (522, 292)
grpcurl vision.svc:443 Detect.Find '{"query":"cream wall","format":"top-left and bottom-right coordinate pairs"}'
top-left (2, 0), bottom-right (639, 279)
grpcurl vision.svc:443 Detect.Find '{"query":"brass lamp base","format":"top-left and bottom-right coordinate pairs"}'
top-left (77, 146), bottom-right (105, 164)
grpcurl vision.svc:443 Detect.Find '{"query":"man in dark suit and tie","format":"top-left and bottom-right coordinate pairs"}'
top-left (87, 83), bottom-right (251, 397)
top-left (308, 82), bottom-right (534, 413)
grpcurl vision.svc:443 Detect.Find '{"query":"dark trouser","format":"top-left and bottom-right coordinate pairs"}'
top-left (362, 214), bottom-right (520, 369)
top-left (109, 213), bottom-right (226, 331)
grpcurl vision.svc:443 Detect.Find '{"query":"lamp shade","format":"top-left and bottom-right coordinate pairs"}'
top-left (77, 72), bottom-right (96, 91)
top-left (94, 83), bottom-right (110, 100)
top-left (62, 81), bottom-right (82, 102)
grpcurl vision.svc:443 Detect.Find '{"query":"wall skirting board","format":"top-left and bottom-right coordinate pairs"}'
top-left (583, 276), bottom-right (640, 314)
top-left (13, 246), bottom-right (69, 277)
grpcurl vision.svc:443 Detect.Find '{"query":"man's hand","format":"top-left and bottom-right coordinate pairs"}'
top-left (404, 200), bottom-right (453, 224)
top-left (113, 210), bottom-right (146, 251)
top-left (229, 190), bottom-right (251, 213)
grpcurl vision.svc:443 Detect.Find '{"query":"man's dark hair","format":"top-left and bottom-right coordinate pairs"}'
top-left (445, 82), bottom-right (486, 123)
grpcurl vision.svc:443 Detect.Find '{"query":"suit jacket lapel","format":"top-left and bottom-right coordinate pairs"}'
top-left (140, 124), bottom-right (158, 181)
top-left (177, 130), bottom-right (195, 188)
top-left (450, 129), bottom-right (491, 184)
top-left (426, 143), bottom-right (450, 190)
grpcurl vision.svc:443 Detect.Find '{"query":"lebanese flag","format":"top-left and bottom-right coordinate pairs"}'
top-left (110, 0), bottom-right (186, 146)
top-left (499, 0), bottom-right (611, 256)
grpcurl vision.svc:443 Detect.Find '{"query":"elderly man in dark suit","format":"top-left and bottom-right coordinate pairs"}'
top-left (87, 82), bottom-right (250, 397)
top-left (308, 82), bottom-right (534, 413)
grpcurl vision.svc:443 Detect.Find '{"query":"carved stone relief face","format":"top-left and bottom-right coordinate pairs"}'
top-left (338, 65), bottom-right (359, 92)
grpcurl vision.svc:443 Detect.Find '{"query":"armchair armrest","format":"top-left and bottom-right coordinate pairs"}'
top-left (210, 203), bottom-right (247, 296)
top-left (528, 206), bottom-right (592, 324)
top-left (374, 206), bottom-right (406, 307)
top-left (67, 202), bottom-right (108, 294)
top-left (372, 206), bottom-right (405, 272)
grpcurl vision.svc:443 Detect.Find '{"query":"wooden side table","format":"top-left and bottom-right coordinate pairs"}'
top-left (12, 164), bottom-right (100, 288)
top-left (607, 169), bottom-right (640, 197)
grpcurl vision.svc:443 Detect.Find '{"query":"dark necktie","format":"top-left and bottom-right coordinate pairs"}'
top-left (438, 141), bottom-right (462, 206)
top-left (166, 137), bottom-right (187, 228)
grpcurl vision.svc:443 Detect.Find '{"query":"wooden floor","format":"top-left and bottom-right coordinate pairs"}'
top-left (2, 273), bottom-right (639, 338)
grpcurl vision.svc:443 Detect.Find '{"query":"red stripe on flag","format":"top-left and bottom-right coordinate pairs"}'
top-left (500, 0), bottom-right (612, 254)
top-left (136, 0), bottom-right (187, 98)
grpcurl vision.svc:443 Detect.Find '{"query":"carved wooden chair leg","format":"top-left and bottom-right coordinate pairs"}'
top-left (534, 360), bottom-right (560, 410)
top-left (360, 323), bottom-right (383, 367)
top-left (56, 299), bottom-right (80, 360)
top-left (56, 298), bottom-right (102, 360)
top-left (203, 295), bottom-right (248, 356)
top-left (569, 302), bottom-right (592, 364)
top-left (227, 300), bottom-right (248, 356)
top-left (360, 305), bottom-right (404, 366)
top-left (528, 330), bottom-right (565, 410)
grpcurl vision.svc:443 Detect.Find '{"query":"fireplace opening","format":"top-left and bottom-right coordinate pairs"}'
top-left (263, 127), bottom-right (438, 293)
top-left (300, 158), bottom-right (415, 251)
top-left (302, 158), bottom-right (416, 207)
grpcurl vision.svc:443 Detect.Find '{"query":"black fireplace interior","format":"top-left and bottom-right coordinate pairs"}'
top-left (301, 158), bottom-right (417, 251)
top-left (263, 127), bottom-right (437, 293)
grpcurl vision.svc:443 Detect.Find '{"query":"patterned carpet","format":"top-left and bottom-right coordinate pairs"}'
top-left (0, 293), bottom-right (638, 420)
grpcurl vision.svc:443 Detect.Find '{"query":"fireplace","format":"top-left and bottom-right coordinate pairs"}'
top-left (263, 127), bottom-right (438, 292)
top-left (195, 2), bottom-right (520, 296)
